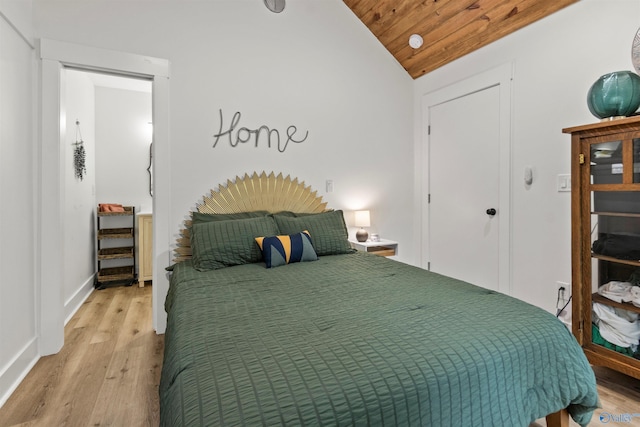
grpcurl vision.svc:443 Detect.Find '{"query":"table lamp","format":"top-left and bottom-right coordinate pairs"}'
top-left (354, 210), bottom-right (370, 242)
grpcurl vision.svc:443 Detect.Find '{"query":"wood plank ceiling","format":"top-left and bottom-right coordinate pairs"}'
top-left (343, 0), bottom-right (578, 79)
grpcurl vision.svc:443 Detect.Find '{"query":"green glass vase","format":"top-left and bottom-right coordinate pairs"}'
top-left (587, 70), bottom-right (640, 119)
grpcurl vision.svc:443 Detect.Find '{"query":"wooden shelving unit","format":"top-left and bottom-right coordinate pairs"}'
top-left (95, 206), bottom-right (137, 289)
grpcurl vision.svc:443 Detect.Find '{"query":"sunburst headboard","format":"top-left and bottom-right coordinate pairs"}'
top-left (174, 171), bottom-right (328, 263)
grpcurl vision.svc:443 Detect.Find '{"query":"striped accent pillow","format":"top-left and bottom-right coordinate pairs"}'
top-left (255, 231), bottom-right (318, 268)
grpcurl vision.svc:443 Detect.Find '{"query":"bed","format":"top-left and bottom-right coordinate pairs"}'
top-left (159, 172), bottom-right (599, 427)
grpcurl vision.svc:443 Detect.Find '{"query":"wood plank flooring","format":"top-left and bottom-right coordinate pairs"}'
top-left (1, 284), bottom-right (640, 426)
top-left (532, 364), bottom-right (640, 426)
top-left (0, 285), bottom-right (163, 427)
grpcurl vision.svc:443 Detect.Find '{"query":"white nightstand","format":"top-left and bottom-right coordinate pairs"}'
top-left (349, 239), bottom-right (398, 257)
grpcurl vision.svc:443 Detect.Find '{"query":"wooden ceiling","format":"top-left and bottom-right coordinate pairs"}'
top-left (343, 0), bottom-right (578, 79)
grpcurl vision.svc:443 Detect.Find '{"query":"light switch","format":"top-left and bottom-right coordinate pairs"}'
top-left (557, 174), bottom-right (571, 192)
top-left (326, 180), bottom-right (333, 193)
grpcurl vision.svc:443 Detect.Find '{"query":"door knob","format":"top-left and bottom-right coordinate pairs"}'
top-left (486, 208), bottom-right (497, 216)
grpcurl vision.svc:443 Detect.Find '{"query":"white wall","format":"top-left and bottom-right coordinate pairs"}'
top-left (63, 70), bottom-right (96, 322)
top-left (0, 0), bottom-right (38, 407)
top-left (33, 0), bottom-right (416, 333)
top-left (95, 86), bottom-right (152, 213)
top-left (32, 0), bottom-right (414, 254)
top-left (414, 0), bottom-right (640, 312)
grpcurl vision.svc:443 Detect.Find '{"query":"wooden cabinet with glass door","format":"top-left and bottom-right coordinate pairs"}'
top-left (564, 116), bottom-right (640, 379)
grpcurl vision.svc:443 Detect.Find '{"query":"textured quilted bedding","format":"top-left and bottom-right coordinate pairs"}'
top-left (160, 252), bottom-right (599, 426)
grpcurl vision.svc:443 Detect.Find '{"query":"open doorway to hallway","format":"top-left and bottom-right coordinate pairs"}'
top-left (39, 38), bottom-right (170, 356)
top-left (62, 69), bottom-right (152, 322)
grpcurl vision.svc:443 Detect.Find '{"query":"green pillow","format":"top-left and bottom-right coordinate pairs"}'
top-left (273, 210), bottom-right (354, 256)
top-left (272, 210), bottom-right (333, 217)
top-left (255, 230), bottom-right (318, 268)
top-left (271, 211), bottom-right (297, 218)
top-left (191, 210), bottom-right (269, 225)
top-left (191, 216), bottom-right (279, 271)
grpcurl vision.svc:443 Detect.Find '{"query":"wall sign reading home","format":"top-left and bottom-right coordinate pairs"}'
top-left (213, 109), bottom-right (309, 153)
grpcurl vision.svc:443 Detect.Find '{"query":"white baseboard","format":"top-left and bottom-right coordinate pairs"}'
top-left (0, 337), bottom-right (39, 409)
top-left (0, 277), bottom-right (94, 409)
top-left (64, 275), bottom-right (95, 325)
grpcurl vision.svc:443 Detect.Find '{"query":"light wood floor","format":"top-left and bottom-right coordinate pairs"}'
top-left (0, 284), bottom-right (163, 427)
top-left (1, 285), bottom-right (640, 427)
top-left (532, 364), bottom-right (640, 427)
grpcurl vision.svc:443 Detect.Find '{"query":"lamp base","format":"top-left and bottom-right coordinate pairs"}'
top-left (356, 228), bottom-right (368, 242)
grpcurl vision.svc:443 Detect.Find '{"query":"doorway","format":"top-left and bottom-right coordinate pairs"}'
top-left (39, 39), bottom-right (170, 355)
top-left (421, 63), bottom-right (512, 295)
top-left (428, 85), bottom-right (500, 290)
top-left (61, 69), bottom-right (153, 319)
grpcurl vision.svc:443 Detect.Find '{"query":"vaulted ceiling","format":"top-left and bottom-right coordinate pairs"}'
top-left (343, 0), bottom-right (578, 79)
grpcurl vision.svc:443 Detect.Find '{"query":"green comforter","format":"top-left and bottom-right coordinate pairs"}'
top-left (160, 252), bottom-right (599, 426)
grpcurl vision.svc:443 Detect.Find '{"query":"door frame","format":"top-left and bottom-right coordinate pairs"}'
top-left (420, 62), bottom-right (513, 295)
top-left (38, 39), bottom-right (170, 355)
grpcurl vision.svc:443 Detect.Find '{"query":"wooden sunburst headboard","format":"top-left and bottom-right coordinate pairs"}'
top-left (173, 171), bottom-right (328, 263)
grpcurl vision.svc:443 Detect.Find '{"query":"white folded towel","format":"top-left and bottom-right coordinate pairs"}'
top-left (598, 281), bottom-right (634, 303)
top-left (597, 281), bottom-right (640, 307)
top-left (593, 302), bottom-right (640, 349)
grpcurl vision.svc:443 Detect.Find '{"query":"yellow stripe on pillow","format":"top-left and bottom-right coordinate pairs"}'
top-left (255, 230), bottom-right (318, 268)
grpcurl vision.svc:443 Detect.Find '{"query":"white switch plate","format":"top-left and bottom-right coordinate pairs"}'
top-left (326, 180), bottom-right (333, 193)
top-left (557, 174), bottom-right (571, 192)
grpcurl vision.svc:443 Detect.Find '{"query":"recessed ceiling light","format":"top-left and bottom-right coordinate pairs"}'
top-left (409, 34), bottom-right (423, 49)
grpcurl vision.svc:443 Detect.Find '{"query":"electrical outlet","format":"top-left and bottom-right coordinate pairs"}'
top-left (556, 281), bottom-right (570, 308)
top-left (555, 281), bottom-right (572, 328)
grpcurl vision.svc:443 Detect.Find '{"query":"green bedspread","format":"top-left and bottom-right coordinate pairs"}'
top-left (160, 252), bottom-right (599, 426)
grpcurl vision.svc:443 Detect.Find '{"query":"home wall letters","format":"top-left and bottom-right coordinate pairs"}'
top-left (213, 109), bottom-right (309, 153)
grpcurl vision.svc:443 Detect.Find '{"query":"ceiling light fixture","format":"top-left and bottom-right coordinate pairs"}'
top-left (409, 34), bottom-right (423, 49)
top-left (264, 0), bottom-right (285, 13)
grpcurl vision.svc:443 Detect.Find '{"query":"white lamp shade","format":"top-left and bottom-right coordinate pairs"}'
top-left (354, 210), bottom-right (371, 227)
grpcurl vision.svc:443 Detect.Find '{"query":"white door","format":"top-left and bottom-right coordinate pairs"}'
top-left (429, 86), bottom-right (500, 290)
top-left (422, 63), bottom-right (512, 294)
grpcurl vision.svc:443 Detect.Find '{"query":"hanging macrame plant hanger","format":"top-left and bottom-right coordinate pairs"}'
top-left (72, 120), bottom-right (87, 181)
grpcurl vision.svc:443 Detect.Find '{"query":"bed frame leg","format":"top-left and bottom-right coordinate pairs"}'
top-left (546, 408), bottom-right (569, 427)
